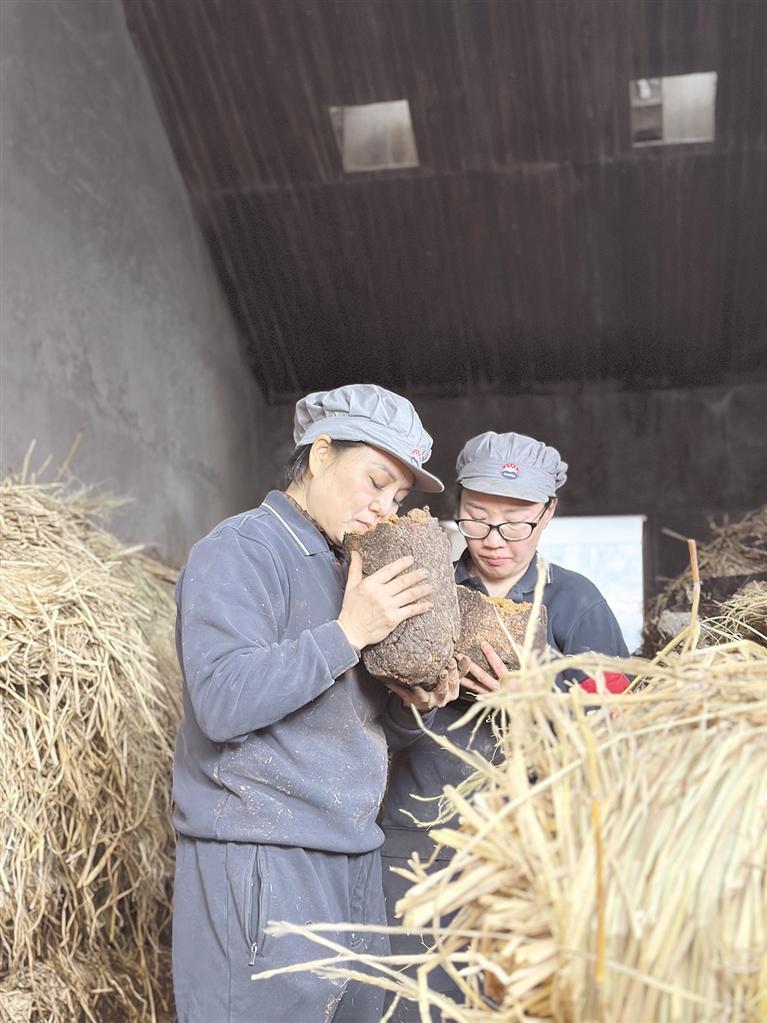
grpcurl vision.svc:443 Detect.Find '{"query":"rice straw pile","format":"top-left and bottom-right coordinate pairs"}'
top-left (705, 582), bottom-right (767, 648)
top-left (649, 504), bottom-right (767, 626)
top-left (0, 468), bottom-right (180, 1021)
top-left (259, 576), bottom-right (767, 1021)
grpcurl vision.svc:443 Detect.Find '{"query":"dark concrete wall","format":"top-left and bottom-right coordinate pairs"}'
top-left (1, 0), bottom-right (264, 565)
top-left (258, 380), bottom-right (767, 592)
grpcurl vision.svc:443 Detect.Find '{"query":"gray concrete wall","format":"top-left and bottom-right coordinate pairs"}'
top-left (1, 0), bottom-right (264, 566)
top-left (259, 381), bottom-right (767, 516)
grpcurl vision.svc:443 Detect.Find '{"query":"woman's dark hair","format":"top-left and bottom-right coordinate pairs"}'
top-left (454, 483), bottom-right (464, 518)
top-left (284, 440), bottom-right (365, 487)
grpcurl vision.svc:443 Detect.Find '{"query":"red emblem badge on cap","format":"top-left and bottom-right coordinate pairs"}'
top-left (410, 448), bottom-right (423, 465)
top-left (501, 462), bottom-right (520, 479)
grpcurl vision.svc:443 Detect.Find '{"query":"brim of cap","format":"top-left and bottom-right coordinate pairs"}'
top-left (298, 419), bottom-right (445, 493)
top-left (402, 461), bottom-right (444, 493)
top-left (363, 440), bottom-right (444, 493)
top-left (458, 474), bottom-right (551, 503)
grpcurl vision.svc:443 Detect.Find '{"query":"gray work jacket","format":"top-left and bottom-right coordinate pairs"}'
top-left (172, 490), bottom-right (431, 853)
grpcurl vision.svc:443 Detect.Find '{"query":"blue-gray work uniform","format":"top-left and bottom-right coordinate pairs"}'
top-left (171, 490), bottom-right (433, 1023)
top-left (379, 551), bottom-right (629, 1021)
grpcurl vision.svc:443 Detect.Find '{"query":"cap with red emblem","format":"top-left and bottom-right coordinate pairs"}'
top-left (293, 383), bottom-right (444, 494)
top-left (456, 431), bottom-right (567, 502)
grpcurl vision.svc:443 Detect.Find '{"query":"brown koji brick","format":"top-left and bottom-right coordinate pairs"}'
top-left (455, 588), bottom-right (548, 673)
top-left (344, 509), bottom-right (460, 689)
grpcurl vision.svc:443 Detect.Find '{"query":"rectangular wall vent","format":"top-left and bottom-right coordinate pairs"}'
top-left (329, 100), bottom-right (419, 172)
top-left (630, 72), bottom-right (717, 147)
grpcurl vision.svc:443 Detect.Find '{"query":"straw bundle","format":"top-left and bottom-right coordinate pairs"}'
top-left (388, 643), bottom-right (767, 1022)
top-left (257, 638), bottom-right (767, 1021)
top-left (0, 475), bottom-right (180, 1021)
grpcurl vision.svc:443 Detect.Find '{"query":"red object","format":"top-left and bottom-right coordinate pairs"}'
top-left (579, 672), bottom-right (630, 694)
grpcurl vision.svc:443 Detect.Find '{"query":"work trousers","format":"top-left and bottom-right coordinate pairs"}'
top-left (380, 830), bottom-right (461, 1023)
top-left (173, 836), bottom-right (389, 1023)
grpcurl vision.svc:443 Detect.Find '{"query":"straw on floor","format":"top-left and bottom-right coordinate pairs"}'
top-left (0, 470), bottom-right (180, 1022)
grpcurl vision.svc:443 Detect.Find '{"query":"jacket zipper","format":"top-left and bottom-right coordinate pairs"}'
top-left (245, 847), bottom-right (262, 965)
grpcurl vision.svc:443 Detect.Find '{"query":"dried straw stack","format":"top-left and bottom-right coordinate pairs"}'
top-left (259, 588), bottom-right (767, 1021)
top-left (386, 643), bottom-right (767, 1022)
top-left (0, 474), bottom-right (180, 1021)
top-left (706, 582), bottom-right (767, 648)
top-left (648, 504), bottom-right (767, 639)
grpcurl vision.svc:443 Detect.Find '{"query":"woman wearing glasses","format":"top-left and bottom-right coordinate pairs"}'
top-left (380, 430), bottom-right (628, 1022)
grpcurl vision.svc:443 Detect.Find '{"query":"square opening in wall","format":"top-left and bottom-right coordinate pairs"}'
top-left (630, 72), bottom-right (717, 147)
top-left (329, 100), bottom-right (419, 172)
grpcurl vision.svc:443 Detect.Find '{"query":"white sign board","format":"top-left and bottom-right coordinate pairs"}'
top-left (538, 516), bottom-right (645, 653)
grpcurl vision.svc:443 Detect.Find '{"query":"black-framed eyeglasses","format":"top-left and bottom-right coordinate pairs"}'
top-left (455, 500), bottom-right (551, 543)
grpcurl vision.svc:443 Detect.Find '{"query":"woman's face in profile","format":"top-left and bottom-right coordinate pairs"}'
top-left (306, 443), bottom-right (414, 543)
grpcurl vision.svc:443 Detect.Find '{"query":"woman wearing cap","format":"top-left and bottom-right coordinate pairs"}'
top-left (171, 384), bottom-right (459, 1022)
top-left (380, 431), bottom-right (629, 1022)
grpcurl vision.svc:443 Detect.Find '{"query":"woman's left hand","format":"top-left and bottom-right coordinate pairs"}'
top-left (456, 640), bottom-right (510, 695)
top-left (386, 658), bottom-right (461, 710)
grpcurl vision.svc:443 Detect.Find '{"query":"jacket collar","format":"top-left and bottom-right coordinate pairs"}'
top-left (260, 490), bottom-right (335, 557)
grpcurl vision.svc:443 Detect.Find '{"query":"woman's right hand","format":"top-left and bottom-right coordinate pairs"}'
top-left (337, 551), bottom-right (433, 651)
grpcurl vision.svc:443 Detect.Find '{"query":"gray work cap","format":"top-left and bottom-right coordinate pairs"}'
top-left (456, 431), bottom-right (567, 502)
top-left (294, 383), bottom-right (444, 493)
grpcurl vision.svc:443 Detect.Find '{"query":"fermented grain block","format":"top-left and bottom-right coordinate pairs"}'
top-left (455, 587), bottom-right (547, 673)
top-left (344, 509), bottom-right (460, 689)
